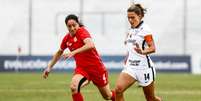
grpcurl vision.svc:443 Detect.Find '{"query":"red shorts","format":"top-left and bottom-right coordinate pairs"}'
top-left (74, 66), bottom-right (108, 87)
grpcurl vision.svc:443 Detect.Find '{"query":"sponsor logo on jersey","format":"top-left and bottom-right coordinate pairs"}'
top-left (127, 39), bottom-right (136, 44)
top-left (128, 59), bottom-right (141, 66)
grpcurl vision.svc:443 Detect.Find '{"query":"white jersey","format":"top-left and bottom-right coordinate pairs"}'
top-left (124, 21), bottom-right (154, 69)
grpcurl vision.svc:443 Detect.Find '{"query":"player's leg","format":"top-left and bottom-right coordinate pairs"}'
top-left (70, 74), bottom-right (89, 101)
top-left (97, 83), bottom-right (115, 101)
top-left (142, 82), bottom-right (162, 101)
top-left (140, 67), bottom-right (161, 101)
top-left (115, 72), bottom-right (136, 101)
top-left (90, 70), bottom-right (115, 101)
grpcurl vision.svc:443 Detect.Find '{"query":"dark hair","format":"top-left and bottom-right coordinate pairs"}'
top-left (65, 14), bottom-right (83, 27)
top-left (127, 4), bottom-right (147, 18)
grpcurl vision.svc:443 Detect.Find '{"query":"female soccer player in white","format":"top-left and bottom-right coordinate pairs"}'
top-left (115, 4), bottom-right (162, 101)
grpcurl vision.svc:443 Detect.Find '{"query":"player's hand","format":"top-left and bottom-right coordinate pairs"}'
top-left (42, 68), bottom-right (51, 79)
top-left (63, 52), bottom-right (74, 60)
top-left (134, 43), bottom-right (143, 55)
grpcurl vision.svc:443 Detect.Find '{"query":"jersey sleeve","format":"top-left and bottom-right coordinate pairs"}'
top-left (141, 24), bottom-right (152, 37)
top-left (60, 35), bottom-right (68, 51)
top-left (77, 27), bottom-right (91, 41)
top-left (142, 25), bottom-right (154, 43)
top-left (144, 35), bottom-right (153, 43)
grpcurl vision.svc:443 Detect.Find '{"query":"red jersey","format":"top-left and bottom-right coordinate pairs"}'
top-left (60, 27), bottom-right (106, 72)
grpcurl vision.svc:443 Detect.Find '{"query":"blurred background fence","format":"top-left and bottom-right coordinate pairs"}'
top-left (0, 0), bottom-right (201, 73)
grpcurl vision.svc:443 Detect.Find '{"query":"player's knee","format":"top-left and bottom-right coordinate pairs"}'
top-left (70, 83), bottom-right (78, 93)
top-left (101, 95), bottom-right (111, 100)
top-left (115, 85), bottom-right (124, 94)
top-left (99, 91), bottom-right (113, 100)
top-left (154, 96), bottom-right (162, 101)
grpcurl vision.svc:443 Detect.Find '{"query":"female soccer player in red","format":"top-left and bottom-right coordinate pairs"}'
top-left (114, 4), bottom-right (162, 101)
top-left (42, 14), bottom-right (115, 101)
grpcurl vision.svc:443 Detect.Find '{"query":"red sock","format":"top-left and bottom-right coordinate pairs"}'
top-left (111, 90), bottom-right (116, 101)
top-left (72, 92), bottom-right (84, 101)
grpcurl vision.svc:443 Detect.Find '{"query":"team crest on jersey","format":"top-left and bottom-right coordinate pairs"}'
top-left (66, 42), bottom-right (72, 47)
top-left (74, 37), bottom-right (77, 42)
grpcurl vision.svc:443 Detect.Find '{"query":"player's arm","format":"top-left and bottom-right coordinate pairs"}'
top-left (143, 35), bottom-right (156, 54)
top-left (65, 38), bottom-right (94, 58)
top-left (124, 33), bottom-right (129, 45)
top-left (134, 35), bottom-right (156, 55)
top-left (76, 38), bottom-right (95, 52)
top-left (48, 49), bottom-right (64, 69)
top-left (43, 49), bottom-right (63, 79)
top-left (124, 52), bottom-right (129, 65)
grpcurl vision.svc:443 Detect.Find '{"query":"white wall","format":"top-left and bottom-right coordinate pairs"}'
top-left (0, 0), bottom-right (29, 55)
top-left (0, 0), bottom-right (201, 56)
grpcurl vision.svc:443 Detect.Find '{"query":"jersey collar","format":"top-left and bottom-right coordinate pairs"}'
top-left (135, 21), bottom-right (144, 28)
top-left (131, 21), bottom-right (144, 29)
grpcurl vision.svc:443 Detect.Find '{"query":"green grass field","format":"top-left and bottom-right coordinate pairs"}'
top-left (0, 72), bottom-right (201, 101)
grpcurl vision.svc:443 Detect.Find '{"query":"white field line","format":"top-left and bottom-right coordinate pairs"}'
top-left (0, 89), bottom-right (201, 95)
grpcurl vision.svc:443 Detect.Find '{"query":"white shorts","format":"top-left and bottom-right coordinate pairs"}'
top-left (122, 66), bottom-right (156, 87)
